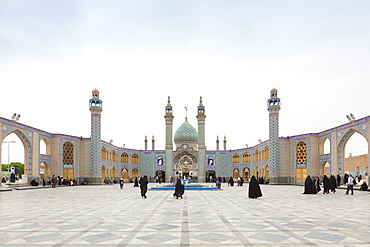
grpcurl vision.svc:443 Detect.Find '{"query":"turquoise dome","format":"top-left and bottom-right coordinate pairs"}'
top-left (174, 120), bottom-right (198, 144)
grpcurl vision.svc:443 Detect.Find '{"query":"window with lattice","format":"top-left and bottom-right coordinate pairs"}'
top-left (265, 146), bottom-right (270, 160)
top-left (121, 152), bottom-right (129, 163)
top-left (232, 153), bottom-right (240, 164)
top-left (254, 150), bottom-right (260, 162)
top-left (242, 152), bottom-right (250, 163)
top-left (63, 142), bottom-right (74, 165)
top-left (111, 150), bottom-right (117, 162)
top-left (296, 141), bottom-right (308, 167)
top-left (132, 154), bottom-right (139, 164)
top-left (101, 147), bottom-right (107, 160)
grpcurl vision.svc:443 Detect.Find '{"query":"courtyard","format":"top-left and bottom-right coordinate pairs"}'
top-left (0, 183), bottom-right (369, 246)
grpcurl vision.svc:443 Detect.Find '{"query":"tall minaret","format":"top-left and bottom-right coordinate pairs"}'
top-left (89, 88), bottom-right (103, 184)
top-left (164, 97), bottom-right (174, 182)
top-left (152, 135), bottom-right (155, 150)
top-left (267, 88), bottom-right (281, 184)
top-left (144, 135), bottom-right (148, 150)
top-left (216, 135), bottom-right (219, 151)
top-left (223, 135), bottom-right (227, 151)
top-left (197, 96), bottom-right (206, 182)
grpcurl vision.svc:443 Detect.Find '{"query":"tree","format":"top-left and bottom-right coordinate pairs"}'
top-left (2, 162), bottom-right (24, 174)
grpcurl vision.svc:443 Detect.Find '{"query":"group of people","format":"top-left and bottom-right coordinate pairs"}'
top-left (303, 173), bottom-right (369, 195)
top-left (227, 176), bottom-right (245, 186)
top-left (122, 174), bottom-right (263, 200)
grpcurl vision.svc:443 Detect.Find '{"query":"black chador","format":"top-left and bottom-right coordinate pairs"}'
top-left (248, 175), bottom-right (263, 199)
top-left (134, 177), bottom-right (139, 187)
top-left (303, 175), bottom-right (316, 194)
top-left (140, 175), bottom-right (148, 198)
top-left (173, 179), bottom-right (184, 199)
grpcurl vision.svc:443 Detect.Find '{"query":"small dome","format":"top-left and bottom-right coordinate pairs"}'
top-left (271, 88), bottom-right (277, 93)
top-left (174, 120), bottom-right (198, 144)
top-left (92, 88), bottom-right (100, 94)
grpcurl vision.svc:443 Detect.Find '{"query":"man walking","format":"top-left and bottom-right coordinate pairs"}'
top-left (345, 174), bottom-right (354, 195)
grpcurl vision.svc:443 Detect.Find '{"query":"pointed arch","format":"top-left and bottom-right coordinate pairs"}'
top-left (121, 152), bottom-right (129, 163)
top-left (232, 153), bottom-right (240, 164)
top-left (338, 129), bottom-right (369, 174)
top-left (101, 165), bottom-right (107, 182)
top-left (320, 137), bottom-right (330, 155)
top-left (121, 167), bottom-right (129, 182)
top-left (39, 138), bottom-right (51, 156)
top-left (62, 141), bottom-right (74, 179)
top-left (101, 146), bottom-right (107, 160)
top-left (321, 161), bottom-right (331, 176)
top-left (39, 161), bottom-right (50, 179)
top-left (132, 154), bottom-right (139, 164)
top-left (111, 150), bottom-right (117, 162)
top-left (132, 168), bottom-right (139, 179)
top-left (242, 152), bottom-right (250, 163)
top-left (264, 164), bottom-right (270, 182)
top-left (2, 129), bottom-right (32, 175)
top-left (242, 167), bottom-right (250, 182)
top-left (264, 146), bottom-right (269, 160)
top-left (232, 168), bottom-right (239, 180)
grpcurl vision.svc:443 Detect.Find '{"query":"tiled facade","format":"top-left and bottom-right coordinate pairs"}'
top-left (0, 89), bottom-right (369, 185)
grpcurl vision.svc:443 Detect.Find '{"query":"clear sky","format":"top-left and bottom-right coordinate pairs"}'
top-left (1, 0), bottom-right (370, 164)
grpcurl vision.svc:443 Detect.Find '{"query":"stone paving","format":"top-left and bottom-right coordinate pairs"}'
top-left (0, 183), bottom-right (369, 246)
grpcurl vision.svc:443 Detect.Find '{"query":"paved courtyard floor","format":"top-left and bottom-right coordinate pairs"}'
top-left (0, 183), bottom-right (369, 246)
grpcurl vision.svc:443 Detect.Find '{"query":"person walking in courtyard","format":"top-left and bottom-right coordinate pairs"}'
top-left (228, 177), bottom-right (234, 186)
top-left (314, 177), bottom-right (321, 193)
top-left (119, 177), bottom-right (124, 189)
top-left (173, 178), bottom-right (184, 199)
top-left (248, 175), bottom-right (262, 199)
top-left (303, 175), bottom-right (316, 194)
top-left (51, 175), bottom-right (56, 188)
top-left (140, 175), bottom-right (148, 198)
top-left (322, 175), bottom-right (330, 194)
top-left (346, 174), bottom-right (354, 195)
top-left (336, 174), bottom-right (341, 187)
top-left (329, 175), bottom-right (337, 193)
top-left (344, 173), bottom-right (349, 184)
top-left (134, 177), bottom-right (139, 187)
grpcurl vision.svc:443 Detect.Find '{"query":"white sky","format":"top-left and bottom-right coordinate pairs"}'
top-left (1, 0), bottom-right (370, 164)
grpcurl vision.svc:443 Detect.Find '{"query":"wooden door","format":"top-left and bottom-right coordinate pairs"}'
top-left (295, 168), bottom-right (307, 183)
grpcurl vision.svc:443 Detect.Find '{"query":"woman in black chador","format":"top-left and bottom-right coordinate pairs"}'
top-left (248, 175), bottom-right (262, 199)
top-left (134, 177), bottom-right (139, 187)
top-left (140, 175), bottom-right (148, 198)
top-left (173, 179), bottom-right (184, 199)
top-left (322, 175), bottom-right (330, 194)
top-left (303, 175), bottom-right (316, 194)
top-left (314, 177), bottom-right (321, 193)
top-left (329, 175), bottom-right (337, 193)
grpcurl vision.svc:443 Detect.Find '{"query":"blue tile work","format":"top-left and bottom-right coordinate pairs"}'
top-left (142, 153), bottom-right (155, 177)
top-left (13, 129), bottom-right (32, 175)
top-left (2, 124), bottom-right (15, 137)
top-left (337, 129), bottom-right (356, 174)
top-left (216, 153), bottom-right (230, 177)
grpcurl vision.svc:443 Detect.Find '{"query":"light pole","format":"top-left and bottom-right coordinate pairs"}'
top-left (3, 141), bottom-right (15, 182)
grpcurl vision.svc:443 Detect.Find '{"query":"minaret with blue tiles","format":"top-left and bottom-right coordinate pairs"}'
top-left (197, 96), bottom-right (206, 182)
top-left (89, 89), bottom-right (102, 184)
top-left (164, 97), bottom-right (174, 182)
top-left (267, 88), bottom-right (280, 184)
